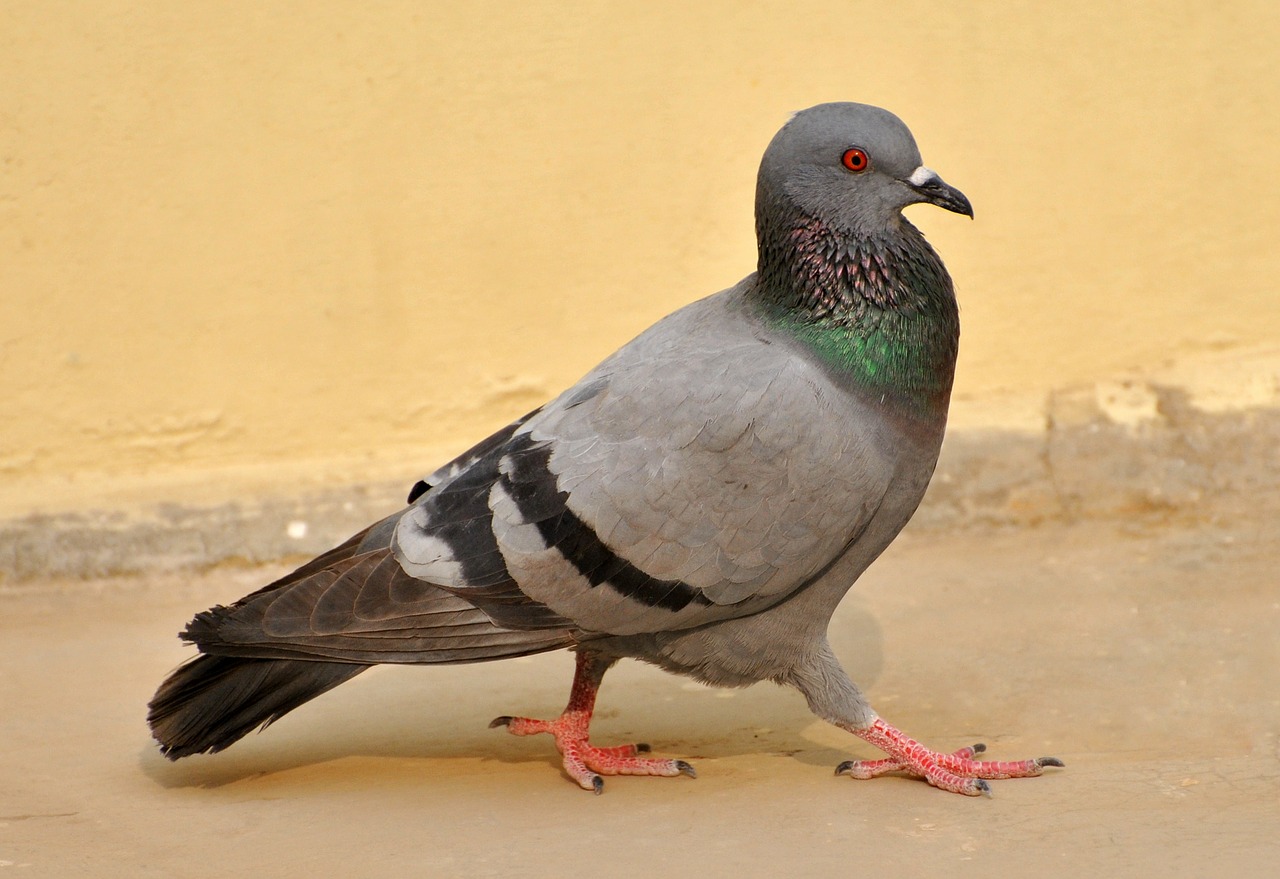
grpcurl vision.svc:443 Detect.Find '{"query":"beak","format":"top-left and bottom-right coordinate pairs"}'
top-left (906, 166), bottom-right (974, 218)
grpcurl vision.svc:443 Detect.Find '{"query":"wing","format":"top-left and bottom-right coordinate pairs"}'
top-left (183, 512), bottom-right (575, 664)
top-left (394, 287), bottom-right (893, 638)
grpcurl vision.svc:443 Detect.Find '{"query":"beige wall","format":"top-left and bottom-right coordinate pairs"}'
top-left (4, 1), bottom-right (1278, 512)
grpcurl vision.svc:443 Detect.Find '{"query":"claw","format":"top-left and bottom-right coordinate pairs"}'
top-left (975, 779), bottom-right (992, 797)
top-left (1038, 757), bottom-right (1065, 768)
top-left (489, 716), bottom-right (513, 729)
top-left (676, 760), bottom-right (697, 779)
top-left (636, 743), bottom-right (652, 753)
top-left (591, 775), bottom-right (604, 795)
top-left (834, 760), bottom-right (855, 776)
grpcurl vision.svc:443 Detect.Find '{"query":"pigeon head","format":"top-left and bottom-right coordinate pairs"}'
top-left (751, 102), bottom-right (964, 405)
top-left (757, 102), bottom-right (972, 238)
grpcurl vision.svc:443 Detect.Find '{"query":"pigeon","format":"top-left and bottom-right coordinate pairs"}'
top-left (148, 102), bottom-right (1062, 796)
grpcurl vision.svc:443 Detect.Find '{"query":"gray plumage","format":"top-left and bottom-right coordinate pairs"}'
top-left (150, 103), bottom-right (1004, 787)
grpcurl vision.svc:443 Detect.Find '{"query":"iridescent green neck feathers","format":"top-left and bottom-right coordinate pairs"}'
top-left (754, 208), bottom-right (960, 411)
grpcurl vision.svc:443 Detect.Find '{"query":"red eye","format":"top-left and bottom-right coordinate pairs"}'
top-left (841, 148), bottom-right (870, 172)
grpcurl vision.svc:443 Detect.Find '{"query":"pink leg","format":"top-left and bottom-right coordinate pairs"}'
top-left (837, 717), bottom-right (1063, 796)
top-left (490, 651), bottom-right (696, 794)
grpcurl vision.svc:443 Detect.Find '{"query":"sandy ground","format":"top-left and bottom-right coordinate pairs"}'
top-left (3, 513), bottom-right (1278, 878)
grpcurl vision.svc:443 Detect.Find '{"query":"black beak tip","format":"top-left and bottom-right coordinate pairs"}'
top-left (938, 187), bottom-right (974, 220)
top-left (912, 177), bottom-right (973, 220)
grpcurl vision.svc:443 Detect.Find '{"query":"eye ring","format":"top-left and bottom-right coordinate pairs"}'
top-left (841, 148), bottom-right (870, 173)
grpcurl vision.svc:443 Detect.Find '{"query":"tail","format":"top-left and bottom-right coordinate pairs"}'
top-left (148, 655), bottom-right (367, 760)
top-left (147, 511), bottom-right (575, 759)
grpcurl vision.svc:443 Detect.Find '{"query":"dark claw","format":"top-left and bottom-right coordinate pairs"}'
top-left (591, 775), bottom-right (605, 795)
top-left (971, 743), bottom-right (987, 754)
top-left (636, 743), bottom-right (652, 753)
top-left (834, 760), bottom-right (854, 776)
top-left (488, 716), bottom-right (513, 729)
top-left (676, 760), bottom-right (697, 779)
top-left (1038, 757), bottom-right (1065, 768)
top-left (975, 779), bottom-right (992, 797)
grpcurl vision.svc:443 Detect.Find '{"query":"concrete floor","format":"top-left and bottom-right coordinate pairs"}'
top-left (3, 513), bottom-right (1278, 877)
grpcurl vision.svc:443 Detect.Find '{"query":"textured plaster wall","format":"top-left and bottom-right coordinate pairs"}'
top-left (2, 1), bottom-right (1278, 519)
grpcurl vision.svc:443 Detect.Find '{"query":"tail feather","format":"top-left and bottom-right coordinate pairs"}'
top-left (148, 654), bottom-right (367, 760)
top-left (148, 513), bottom-right (574, 760)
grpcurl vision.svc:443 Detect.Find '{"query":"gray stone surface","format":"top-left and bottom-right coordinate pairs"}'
top-left (923, 390), bottom-right (1280, 527)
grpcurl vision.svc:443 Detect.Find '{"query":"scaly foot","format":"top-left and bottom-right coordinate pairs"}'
top-left (491, 713), bottom-right (695, 793)
top-left (491, 651), bottom-right (696, 793)
top-left (838, 717), bottom-right (1063, 796)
